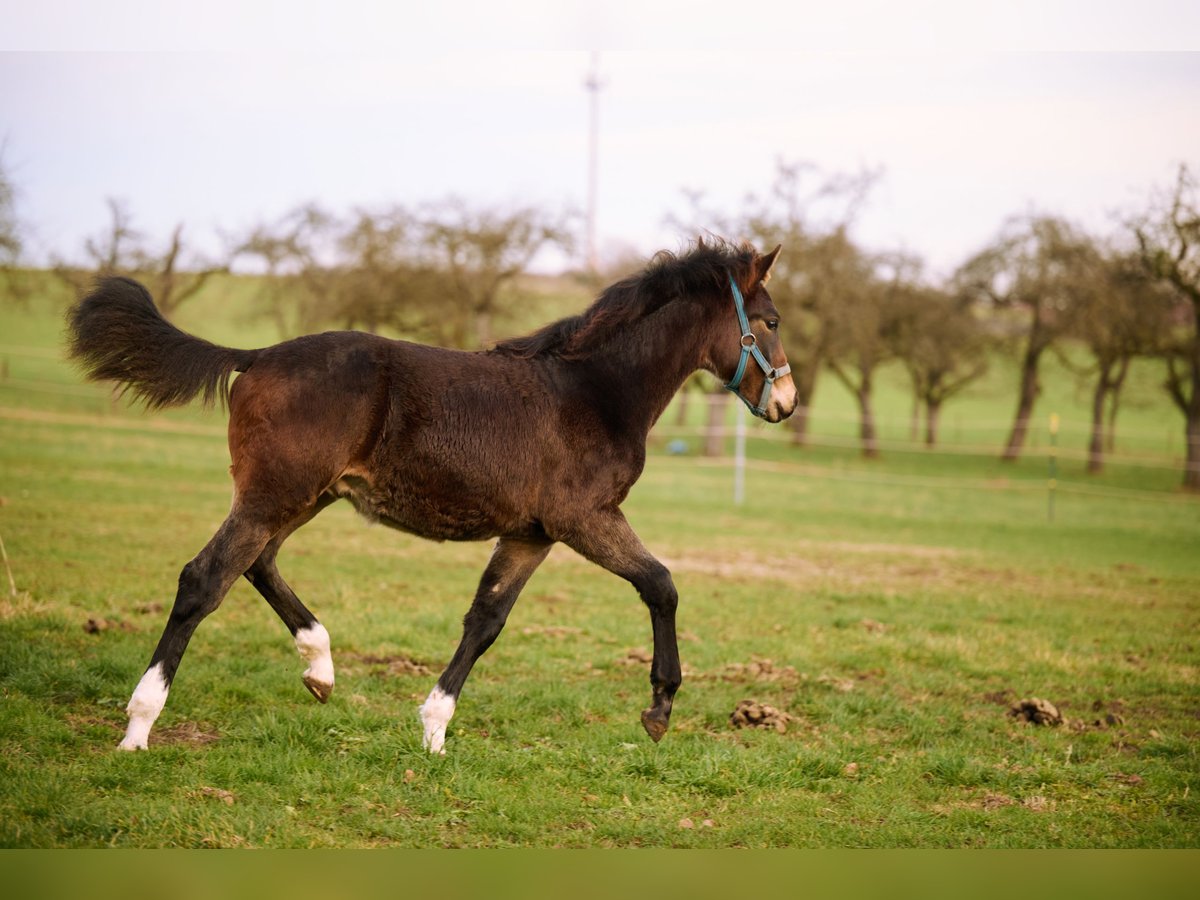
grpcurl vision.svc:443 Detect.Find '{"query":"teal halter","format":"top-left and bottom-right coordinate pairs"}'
top-left (724, 275), bottom-right (791, 419)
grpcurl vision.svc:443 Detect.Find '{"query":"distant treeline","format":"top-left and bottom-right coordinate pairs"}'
top-left (2, 159), bottom-right (1197, 489)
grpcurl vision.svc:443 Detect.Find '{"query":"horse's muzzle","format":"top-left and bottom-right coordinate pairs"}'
top-left (764, 374), bottom-right (799, 423)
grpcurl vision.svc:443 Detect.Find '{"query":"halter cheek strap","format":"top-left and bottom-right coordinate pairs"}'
top-left (724, 275), bottom-right (791, 419)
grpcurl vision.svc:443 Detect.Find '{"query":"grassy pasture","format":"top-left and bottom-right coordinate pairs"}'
top-left (0, 277), bottom-right (1197, 848)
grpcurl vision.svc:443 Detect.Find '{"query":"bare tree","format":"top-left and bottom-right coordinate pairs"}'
top-left (1130, 163), bottom-right (1200, 491)
top-left (958, 216), bottom-right (1096, 461)
top-left (56, 198), bottom-right (225, 318)
top-left (823, 253), bottom-right (910, 458)
top-left (0, 156), bottom-right (19, 266)
top-left (235, 199), bottom-right (570, 349)
top-left (785, 226), bottom-right (875, 447)
top-left (333, 206), bottom-right (441, 335)
top-left (150, 223), bottom-right (227, 319)
top-left (0, 153), bottom-right (24, 302)
top-left (234, 203), bottom-right (343, 337)
top-left (1065, 249), bottom-right (1173, 473)
top-left (890, 285), bottom-right (989, 447)
top-left (418, 199), bottom-right (574, 348)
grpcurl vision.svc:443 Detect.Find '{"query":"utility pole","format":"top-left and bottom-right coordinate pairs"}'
top-left (584, 52), bottom-right (605, 275)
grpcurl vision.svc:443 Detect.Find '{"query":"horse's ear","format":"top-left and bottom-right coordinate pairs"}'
top-left (755, 245), bottom-right (783, 284)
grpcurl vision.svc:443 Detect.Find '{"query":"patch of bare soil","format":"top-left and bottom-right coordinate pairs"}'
top-left (521, 624), bottom-right (582, 638)
top-left (656, 540), bottom-right (967, 587)
top-left (692, 657), bottom-right (800, 684)
top-left (816, 673), bottom-right (856, 693)
top-left (342, 651), bottom-right (433, 677)
top-left (66, 713), bottom-right (122, 739)
top-left (617, 648), bottom-right (653, 665)
top-left (982, 689), bottom-right (1017, 706)
top-left (981, 792), bottom-right (1016, 810)
top-left (659, 552), bottom-right (831, 583)
top-left (197, 786), bottom-right (235, 805)
top-left (82, 617), bottom-right (137, 634)
top-left (729, 699), bottom-right (794, 734)
top-left (934, 792), bottom-right (1053, 815)
top-left (157, 721), bottom-right (221, 747)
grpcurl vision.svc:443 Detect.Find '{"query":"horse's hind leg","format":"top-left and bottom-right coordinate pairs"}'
top-left (118, 505), bottom-right (281, 751)
top-left (560, 510), bottom-right (681, 743)
top-left (419, 536), bottom-right (553, 754)
top-left (243, 494), bottom-right (338, 703)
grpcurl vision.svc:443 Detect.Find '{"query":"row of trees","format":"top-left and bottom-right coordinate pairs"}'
top-left (3, 158), bottom-right (1197, 489)
top-left (233, 199), bottom-right (572, 346)
top-left (680, 161), bottom-right (1199, 489)
top-left (38, 195), bottom-right (574, 350)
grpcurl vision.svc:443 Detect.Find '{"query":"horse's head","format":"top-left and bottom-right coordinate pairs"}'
top-left (714, 244), bottom-right (798, 423)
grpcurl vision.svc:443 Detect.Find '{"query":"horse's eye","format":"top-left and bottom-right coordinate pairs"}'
top-left (767, 319), bottom-right (779, 332)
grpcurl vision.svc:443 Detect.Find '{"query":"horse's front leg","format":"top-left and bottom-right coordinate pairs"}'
top-left (419, 535), bottom-right (553, 754)
top-left (561, 510), bottom-right (681, 742)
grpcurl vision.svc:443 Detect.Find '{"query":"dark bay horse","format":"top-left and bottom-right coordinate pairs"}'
top-left (67, 239), bottom-right (797, 754)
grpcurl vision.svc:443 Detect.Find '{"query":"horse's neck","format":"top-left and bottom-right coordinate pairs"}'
top-left (588, 300), bottom-right (713, 433)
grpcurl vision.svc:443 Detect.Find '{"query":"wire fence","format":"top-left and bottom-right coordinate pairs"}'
top-left (3, 369), bottom-right (1197, 506)
top-left (653, 421), bottom-right (1190, 472)
top-left (682, 454), bottom-right (1197, 505)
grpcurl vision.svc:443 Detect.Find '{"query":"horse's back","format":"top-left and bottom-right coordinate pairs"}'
top-left (224, 330), bottom-right (558, 539)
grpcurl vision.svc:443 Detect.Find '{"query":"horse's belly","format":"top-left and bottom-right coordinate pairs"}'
top-left (331, 474), bottom-right (510, 542)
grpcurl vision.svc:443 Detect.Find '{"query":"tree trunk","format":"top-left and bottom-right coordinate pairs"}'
top-left (1184, 343), bottom-right (1200, 491)
top-left (1001, 346), bottom-right (1042, 461)
top-left (857, 375), bottom-right (880, 459)
top-left (1185, 413), bottom-right (1200, 492)
top-left (1182, 319), bottom-right (1200, 491)
top-left (704, 391), bottom-right (729, 458)
top-left (1087, 363), bottom-right (1111, 475)
top-left (925, 398), bottom-right (942, 447)
top-left (789, 363), bottom-right (819, 447)
top-left (1104, 360), bottom-right (1128, 454)
top-left (1165, 328), bottom-right (1200, 491)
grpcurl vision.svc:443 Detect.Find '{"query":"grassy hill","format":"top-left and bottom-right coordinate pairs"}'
top-left (0, 272), bottom-right (1196, 847)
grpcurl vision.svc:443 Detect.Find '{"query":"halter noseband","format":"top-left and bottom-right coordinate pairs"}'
top-left (723, 275), bottom-right (791, 419)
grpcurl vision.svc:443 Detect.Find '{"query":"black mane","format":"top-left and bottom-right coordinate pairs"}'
top-left (492, 238), bottom-right (755, 360)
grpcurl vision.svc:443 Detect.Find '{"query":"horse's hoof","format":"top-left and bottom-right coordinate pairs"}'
top-left (303, 675), bottom-right (333, 704)
top-left (641, 708), bottom-right (669, 742)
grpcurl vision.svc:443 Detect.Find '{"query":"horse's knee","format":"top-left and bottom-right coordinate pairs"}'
top-left (637, 562), bottom-right (678, 613)
top-left (463, 603), bottom-right (509, 644)
top-left (170, 558), bottom-right (221, 621)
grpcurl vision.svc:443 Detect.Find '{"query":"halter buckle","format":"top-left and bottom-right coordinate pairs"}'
top-left (739, 333), bottom-right (757, 348)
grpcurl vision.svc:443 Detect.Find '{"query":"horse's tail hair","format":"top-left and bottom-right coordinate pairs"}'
top-left (66, 276), bottom-right (261, 411)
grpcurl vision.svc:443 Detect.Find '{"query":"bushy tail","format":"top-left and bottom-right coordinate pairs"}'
top-left (66, 276), bottom-right (260, 410)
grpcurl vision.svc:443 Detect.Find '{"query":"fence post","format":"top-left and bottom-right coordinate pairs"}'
top-left (734, 416), bottom-right (746, 506)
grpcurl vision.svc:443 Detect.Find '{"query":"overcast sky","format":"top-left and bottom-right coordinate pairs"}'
top-left (2, 4), bottom-right (1199, 277)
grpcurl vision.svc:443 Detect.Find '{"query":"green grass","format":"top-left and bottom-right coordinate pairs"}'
top-left (0, 277), bottom-right (1197, 847)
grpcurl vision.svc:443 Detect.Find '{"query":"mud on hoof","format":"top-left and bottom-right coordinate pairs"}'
top-left (640, 707), bottom-right (670, 742)
top-left (302, 674), bottom-right (334, 703)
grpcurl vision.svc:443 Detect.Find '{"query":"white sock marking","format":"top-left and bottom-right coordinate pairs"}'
top-left (118, 662), bottom-right (168, 751)
top-left (419, 686), bottom-right (456, 755)
top-left (295, 623), bottom-right (335, 689)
